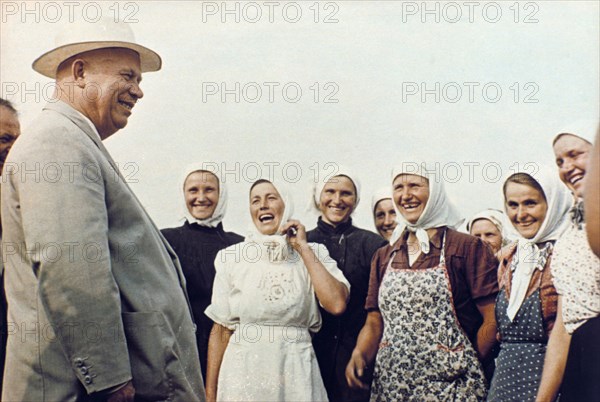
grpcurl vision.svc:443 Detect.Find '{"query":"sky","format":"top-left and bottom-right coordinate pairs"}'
top-left (1, 0), bottom-right (599, 235)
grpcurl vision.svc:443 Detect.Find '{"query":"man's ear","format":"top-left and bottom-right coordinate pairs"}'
top-left (71, 59), bottom-right (87, 88)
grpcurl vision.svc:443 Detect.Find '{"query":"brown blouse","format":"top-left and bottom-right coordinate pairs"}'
top-left (366, 227), bottom-right (499, 344)
top-left (497, 242), bottom-right (558, 336)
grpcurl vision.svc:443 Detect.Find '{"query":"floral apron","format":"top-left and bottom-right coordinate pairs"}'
top-left (370, 230), bottom-right (487, 401)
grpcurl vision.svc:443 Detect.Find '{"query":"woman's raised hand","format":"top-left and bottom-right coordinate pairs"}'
top-left (280, 219), bottom-right (308, 251)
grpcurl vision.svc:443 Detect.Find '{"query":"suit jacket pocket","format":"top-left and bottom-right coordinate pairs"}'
top-left (122, 312), bottom-right (173, 401)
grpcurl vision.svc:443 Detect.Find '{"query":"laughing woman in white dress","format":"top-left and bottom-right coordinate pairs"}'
top-left (205, 179), bottom-right (350, 402)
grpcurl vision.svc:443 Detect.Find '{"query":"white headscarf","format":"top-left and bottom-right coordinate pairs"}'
top-left (504, 167), bottom-right (572, 321)
top-left (552, 119), bottom-right (598, 146)
top-left (181, 163), bottom-right (228, 228)
top-left (245, 179), bottom-right (295, 262)
top-left (389, 162), bottom-right (463, 252)
top-left (371, 186), bottom-right (393, 214)
top-left (371, 186), bottom-right (394, 240)
top-left (466, 209), bottom-right (516, 247)
top-left (308, 165), bottom-right (361, 215)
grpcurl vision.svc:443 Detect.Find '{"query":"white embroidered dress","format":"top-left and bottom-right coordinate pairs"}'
top-left (205, 241), bottom-right (350, 402)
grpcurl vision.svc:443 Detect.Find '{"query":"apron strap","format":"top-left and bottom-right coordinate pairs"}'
top-left (439, 228), bottom-right (448, 266)
top-left (386, 249), bottom-right (398, 271)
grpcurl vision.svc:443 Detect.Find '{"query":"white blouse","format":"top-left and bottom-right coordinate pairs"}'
top-left (206, 241), bottom-right (350, 332)
top-left (550, 222), bottom-right (600, 334)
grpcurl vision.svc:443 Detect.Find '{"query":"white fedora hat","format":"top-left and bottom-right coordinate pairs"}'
top-left (33, 17), bottom-right (161, 78)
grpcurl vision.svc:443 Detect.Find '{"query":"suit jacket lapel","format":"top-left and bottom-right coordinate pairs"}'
top-left (43, 102), bottom-right (183, 267)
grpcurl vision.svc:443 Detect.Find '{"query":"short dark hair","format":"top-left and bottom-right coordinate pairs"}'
top-left (503, 173), bottom-right (546, 201)
top-left (0, 98), bottom-right (18, 115)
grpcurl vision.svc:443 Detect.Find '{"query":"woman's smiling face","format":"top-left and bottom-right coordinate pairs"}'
top-left (393, 174), bottom-right (430, 224)
top-left (319, 175), bottom-right (357, 227)
top-left (553, 134), bottom-right (592, 198)
top-left (505, 182), bottom-right (548, 239)
top-left (374, 198), bottom-right (397, 240)
top-left (250, 181), bottom-right (285, 235)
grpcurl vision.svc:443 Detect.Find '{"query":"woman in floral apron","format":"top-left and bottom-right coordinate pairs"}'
top-left (346, 163), bottom-right (499, 401)
top-left (487, 168), bottom-right (571, 401)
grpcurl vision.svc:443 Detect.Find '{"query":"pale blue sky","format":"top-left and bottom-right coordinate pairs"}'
top-left (1, 1), bottom-right (598, 235)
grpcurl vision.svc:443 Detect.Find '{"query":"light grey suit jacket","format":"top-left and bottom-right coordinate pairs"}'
top-left (0, 101), bottom-right (205, 401)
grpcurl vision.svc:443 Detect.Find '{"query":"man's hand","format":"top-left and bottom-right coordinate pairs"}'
top-left (106, 381), bottom-right (135, 402)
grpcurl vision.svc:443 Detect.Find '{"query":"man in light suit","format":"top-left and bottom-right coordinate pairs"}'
top-left (1, 20), bottom-right (205, 401)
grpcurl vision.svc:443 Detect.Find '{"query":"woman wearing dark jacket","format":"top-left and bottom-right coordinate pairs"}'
top-left (307, 168), bottom-right (387, 402)
top-left (162, 165), bottom-right (243, 383)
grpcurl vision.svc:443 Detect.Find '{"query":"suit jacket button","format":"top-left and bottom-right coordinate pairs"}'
top-left (74, 358), bottom-right (84, 367)
top-left (80, 366), bottom-right (88, 375)
top-left (84, 375), bottom-right (92, 384)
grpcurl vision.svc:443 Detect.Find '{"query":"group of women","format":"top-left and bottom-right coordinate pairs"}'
top-left (161, 123), bottom-right (599, 402)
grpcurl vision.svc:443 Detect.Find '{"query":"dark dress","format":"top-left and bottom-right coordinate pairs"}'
top-left (161, 221), bottom-right (243, 382)
top-left (307, 217), bottom-right (387, 402)
top-left (488, 290), bottom-right (547, 402)
top-left (560, 315), bottom-right (600, 402)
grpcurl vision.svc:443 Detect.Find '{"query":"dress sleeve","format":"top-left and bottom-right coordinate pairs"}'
top-left (204, 248), bottom-right (237, 330)
top-left (540, 253), bottom-right (559, 335)
top-left (310, 243), bottom-right (351, 293)
top-left (464, 237), bottom-right (500, 301)
top-left (364, 233), bottom-right (388, 267)
top-left (549, 238), bottom-right (567, 297)
top-left (365, 249), bottom-right (385, 311)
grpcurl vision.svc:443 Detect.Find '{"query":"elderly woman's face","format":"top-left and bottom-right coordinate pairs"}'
top-left (505, 182), bottom-right (548, 239)
top-left (184, 171), bottom-right (220, 220)
top-left (470, 218), bottom-right (503, 254)
top-left (250, 182), bottom-right (285, 235)
top-left (553, 134), bottom-right (592, 198)
top-left (319, 175), bottom-right (357, 227)
top-left (393, 174), bottom-right (430, 224)
top-left (374, 199), bottom-right (397, 240)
